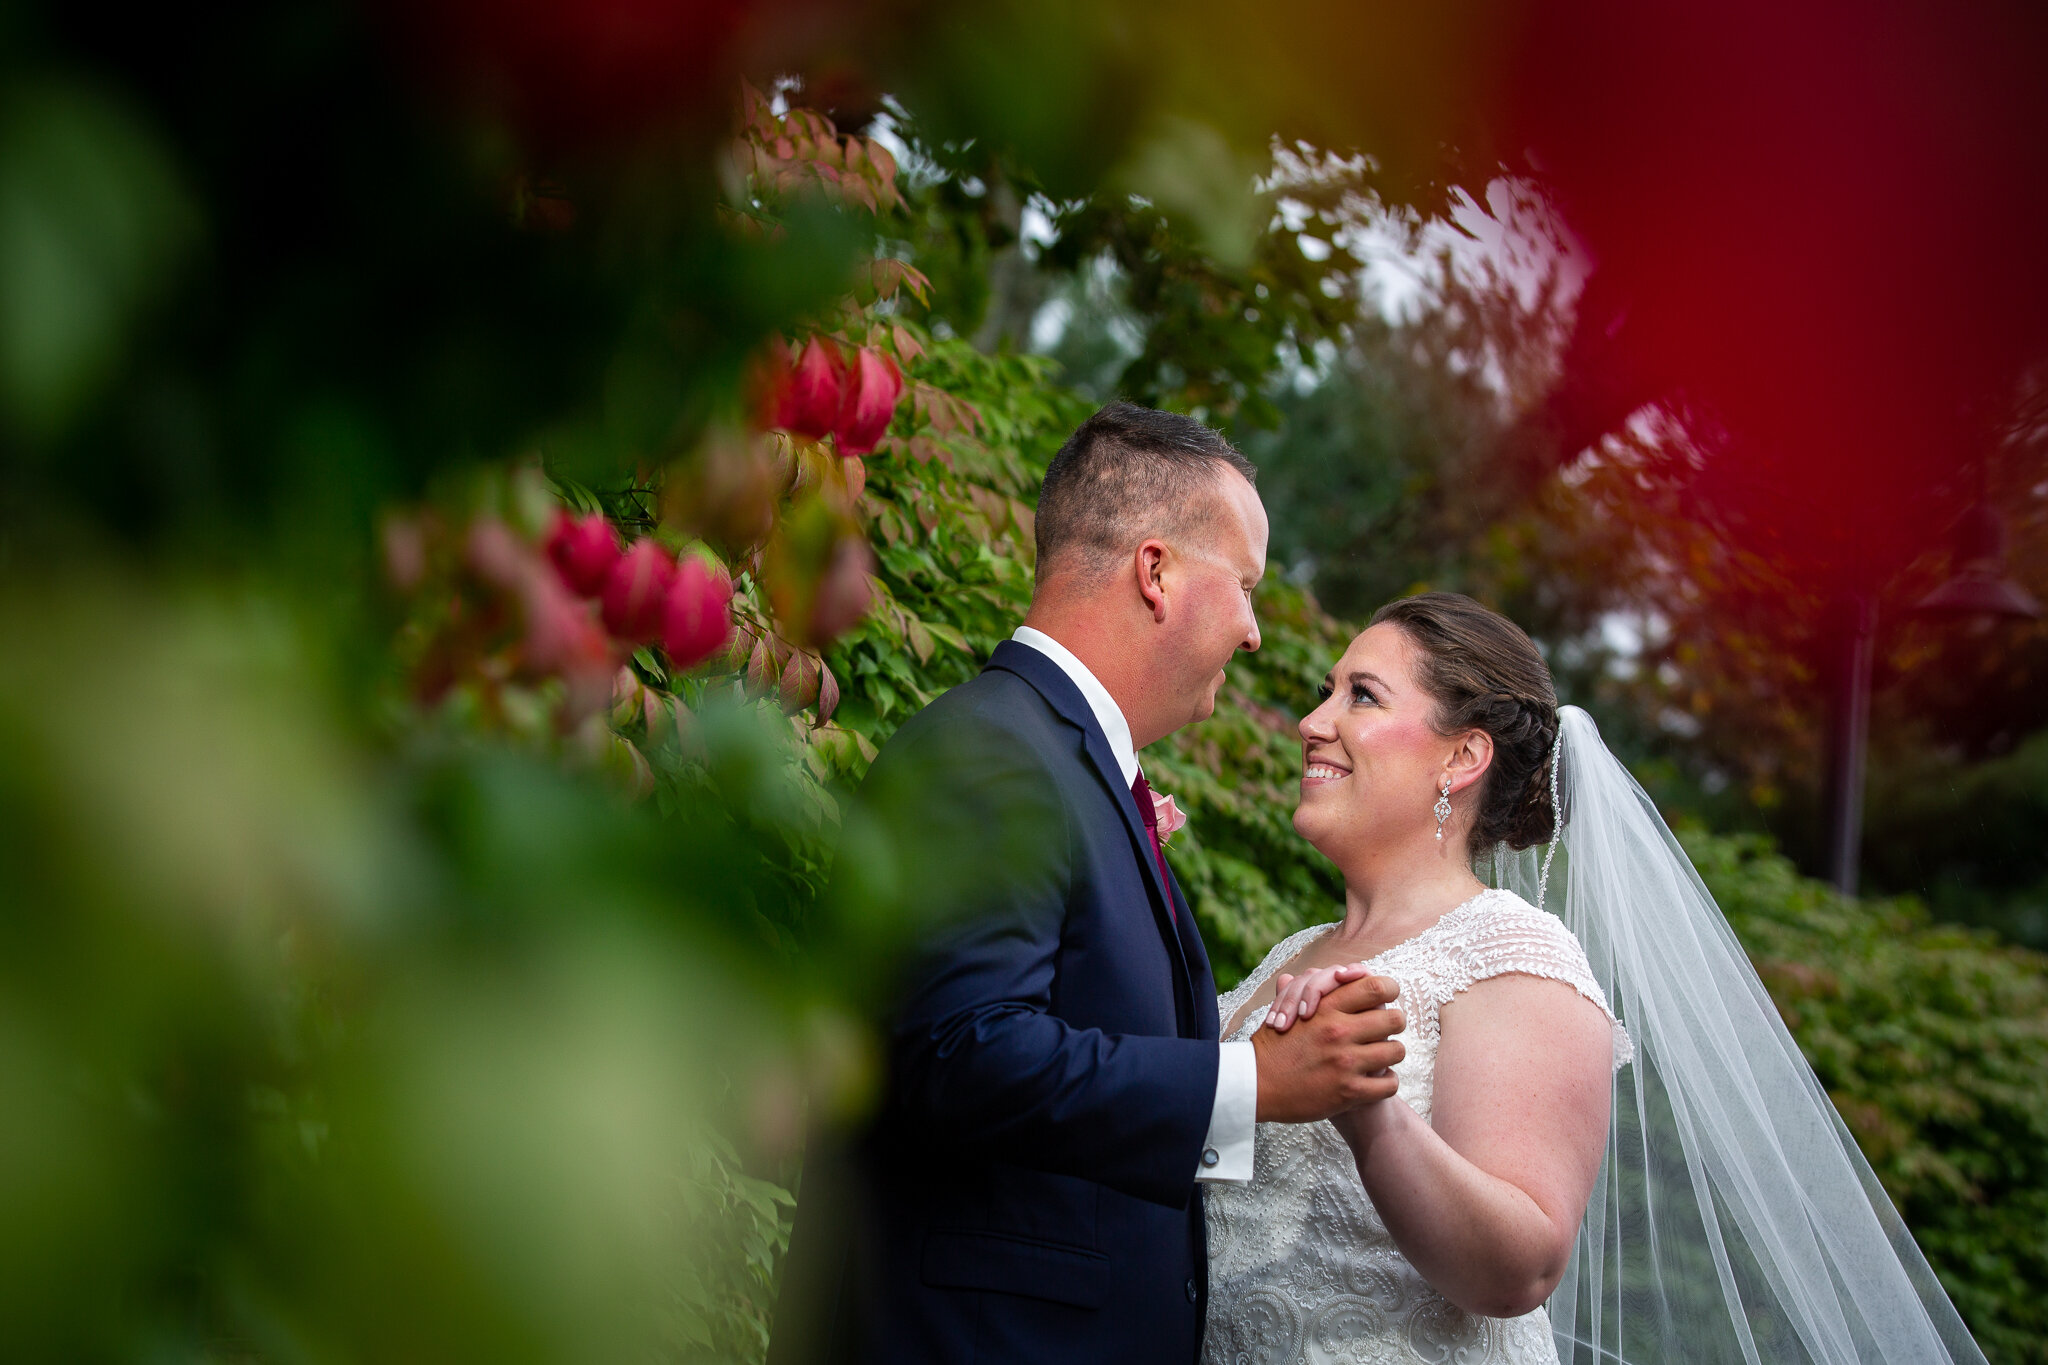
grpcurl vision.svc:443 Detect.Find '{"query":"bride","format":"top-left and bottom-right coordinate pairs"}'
top-left (1204, 593), bottom-right (1985, 1365)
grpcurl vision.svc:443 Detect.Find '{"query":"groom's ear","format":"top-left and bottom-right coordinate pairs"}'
top-left (1136, 539), bottom-right (1169, 622)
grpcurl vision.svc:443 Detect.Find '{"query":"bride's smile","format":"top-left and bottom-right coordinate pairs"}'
top-left (1291, 622), bottom-right (1485, 866)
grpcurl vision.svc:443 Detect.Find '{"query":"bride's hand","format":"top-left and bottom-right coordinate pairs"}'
top-left (1266, 961), bottom-right (1379, 1031)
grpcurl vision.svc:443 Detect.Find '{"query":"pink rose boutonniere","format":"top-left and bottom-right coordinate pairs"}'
top-left (1151, 788), bottom-right (1188, 845)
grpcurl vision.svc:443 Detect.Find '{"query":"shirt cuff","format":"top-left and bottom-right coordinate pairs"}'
top-left (1195, 1039), bottom-right (1257, 1183)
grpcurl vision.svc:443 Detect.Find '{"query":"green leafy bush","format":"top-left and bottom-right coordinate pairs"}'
top-left (1689, 829), bottom-right (2048, 1364)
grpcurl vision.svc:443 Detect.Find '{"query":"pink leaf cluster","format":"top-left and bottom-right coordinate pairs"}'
top-left (545, 508), bottom-right (622, 595)
top-left (543, 511), bottom-right (734, 669)
top-left (467, 518), bottom-right (613, 718)
top-left (761, 336), bottom-right (904, 457)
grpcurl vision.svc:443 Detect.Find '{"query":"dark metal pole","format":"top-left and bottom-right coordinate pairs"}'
top-left (1822, 593), bottom-right (1876, 895)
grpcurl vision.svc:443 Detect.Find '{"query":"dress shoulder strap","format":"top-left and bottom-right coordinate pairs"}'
top-left (1436, 890), bottom-right (1633, 1067)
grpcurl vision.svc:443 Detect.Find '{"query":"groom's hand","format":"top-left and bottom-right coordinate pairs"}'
top-left (1250, 975), bottom-right (1404, 1122)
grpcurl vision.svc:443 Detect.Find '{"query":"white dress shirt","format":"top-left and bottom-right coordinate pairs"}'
top-left (1010, 626), bottom-right (1257, 1183)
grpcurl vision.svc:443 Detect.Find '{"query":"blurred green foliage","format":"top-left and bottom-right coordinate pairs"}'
top-left (0, 579), bottom-right (816, 1361)
top-left (0, 78), bottom-right (198, 442)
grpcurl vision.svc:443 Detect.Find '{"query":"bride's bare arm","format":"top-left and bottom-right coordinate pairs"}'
top-left (1332, 974), bottom-right (1612, 1319)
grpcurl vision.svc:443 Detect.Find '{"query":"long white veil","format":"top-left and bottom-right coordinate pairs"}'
top-left (1488, 706), bottom-right (1985, 1365)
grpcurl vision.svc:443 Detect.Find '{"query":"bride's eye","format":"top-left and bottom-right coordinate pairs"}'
top-left (1351, 683), bottom-right (1377, 706)
top-left (1315, 682), bottom-right (1333, 702)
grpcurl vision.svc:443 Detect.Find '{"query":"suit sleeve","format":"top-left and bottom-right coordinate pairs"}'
top-left (846, 707), bottom-right (1218, 1210)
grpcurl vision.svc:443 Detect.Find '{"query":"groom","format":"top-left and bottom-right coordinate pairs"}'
top-left (771, 403), bottom-right (1405, 1365)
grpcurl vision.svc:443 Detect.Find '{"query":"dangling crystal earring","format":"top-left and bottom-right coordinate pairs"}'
top-left (1434, 776), bottom-right (1452, 841)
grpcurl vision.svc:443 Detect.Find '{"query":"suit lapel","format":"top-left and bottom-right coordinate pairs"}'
top-left (985, 642), bottom-right (1196, 1000)
top-left (1162, 864), bottom-right (1217, 1037)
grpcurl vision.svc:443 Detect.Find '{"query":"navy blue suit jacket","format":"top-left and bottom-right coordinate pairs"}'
top-left (772, 641), bottom-right (1224, 1365)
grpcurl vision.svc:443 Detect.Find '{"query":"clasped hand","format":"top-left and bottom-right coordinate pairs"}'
top-left (1249, 969), bottom-right (1405, 1123)
top-left (1266, 960), bottom-right (1384, 1033)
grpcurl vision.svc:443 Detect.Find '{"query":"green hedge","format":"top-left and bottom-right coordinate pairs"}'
top-left (1690, 829), bottom-right (2048, 1364)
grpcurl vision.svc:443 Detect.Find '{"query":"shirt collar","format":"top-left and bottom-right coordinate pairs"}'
top-left (1010, 625), bottom-right (1140, 787)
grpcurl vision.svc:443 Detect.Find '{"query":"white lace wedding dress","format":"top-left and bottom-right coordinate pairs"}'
top-left (1203, 889), bottom-right (1632, 1365)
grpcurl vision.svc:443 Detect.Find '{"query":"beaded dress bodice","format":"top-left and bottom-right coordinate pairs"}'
top-left (1202, 890), bottom-right (1631, 1365)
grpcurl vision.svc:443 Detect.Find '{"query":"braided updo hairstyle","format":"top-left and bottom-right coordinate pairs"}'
top-left (1371, 592), bottom-right (1560, 851)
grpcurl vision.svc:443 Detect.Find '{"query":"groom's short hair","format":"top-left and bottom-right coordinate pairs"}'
top-left (1033, 402), bottom-right (1257, 587)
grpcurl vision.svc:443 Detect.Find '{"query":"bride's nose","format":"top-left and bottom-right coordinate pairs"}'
top-left (1299, 703), bottom-right (1336, 745)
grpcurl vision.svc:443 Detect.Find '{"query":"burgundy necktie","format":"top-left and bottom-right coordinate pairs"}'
top-left (1131, 771), bottom-right (1175, 923)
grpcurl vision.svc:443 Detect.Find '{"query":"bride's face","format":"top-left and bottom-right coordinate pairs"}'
top-left (1293, 624), bottom-right (1460, 859)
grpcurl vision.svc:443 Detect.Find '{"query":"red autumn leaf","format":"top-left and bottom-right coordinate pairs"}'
top-left (464, 517), bottom-right (528, 591)
top-left (774, 337), bottom-right (844, 442)
top-left (890, 322), bottom-right (926, 365)
top-left (544, 510), bottom-right (623, 597)
top-left (601, 538), bottom-right (677, 641)
top-left (381, 513), bottom-right (428, 592)
top-left (660, 556), bottom-right (735, 668)
top-left (834, 347), bottom-right (903, 458)
top-left (747, 334), bottom-right (793, 432)
top-left (745, 633), bottom-right (787, 696)
top-left (897, 261), bottom-right (930, 305)
top-left (715, 618), bottom-right (755, 674)
top-left (778, 650), bottom-right (822, 714)
top-left (809, 535), bottom-right (875, 643)
top-left (869, 140), bottom-right (898, 190)
top-left (519, 555), bottom-right (614, 721)
top-left (524, 572), bottom-right (610, 674)
top-left (610, 664), bottom-right (644, 720)
top-left (815, 661), bottom-right (841, 726)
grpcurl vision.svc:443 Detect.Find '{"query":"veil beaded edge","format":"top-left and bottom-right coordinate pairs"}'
top-left (1490, 706), bottom-right (1985, 1365)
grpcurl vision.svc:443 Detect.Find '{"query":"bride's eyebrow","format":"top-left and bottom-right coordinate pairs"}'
top-left (1349, 670), bottom-right (1389, 691)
